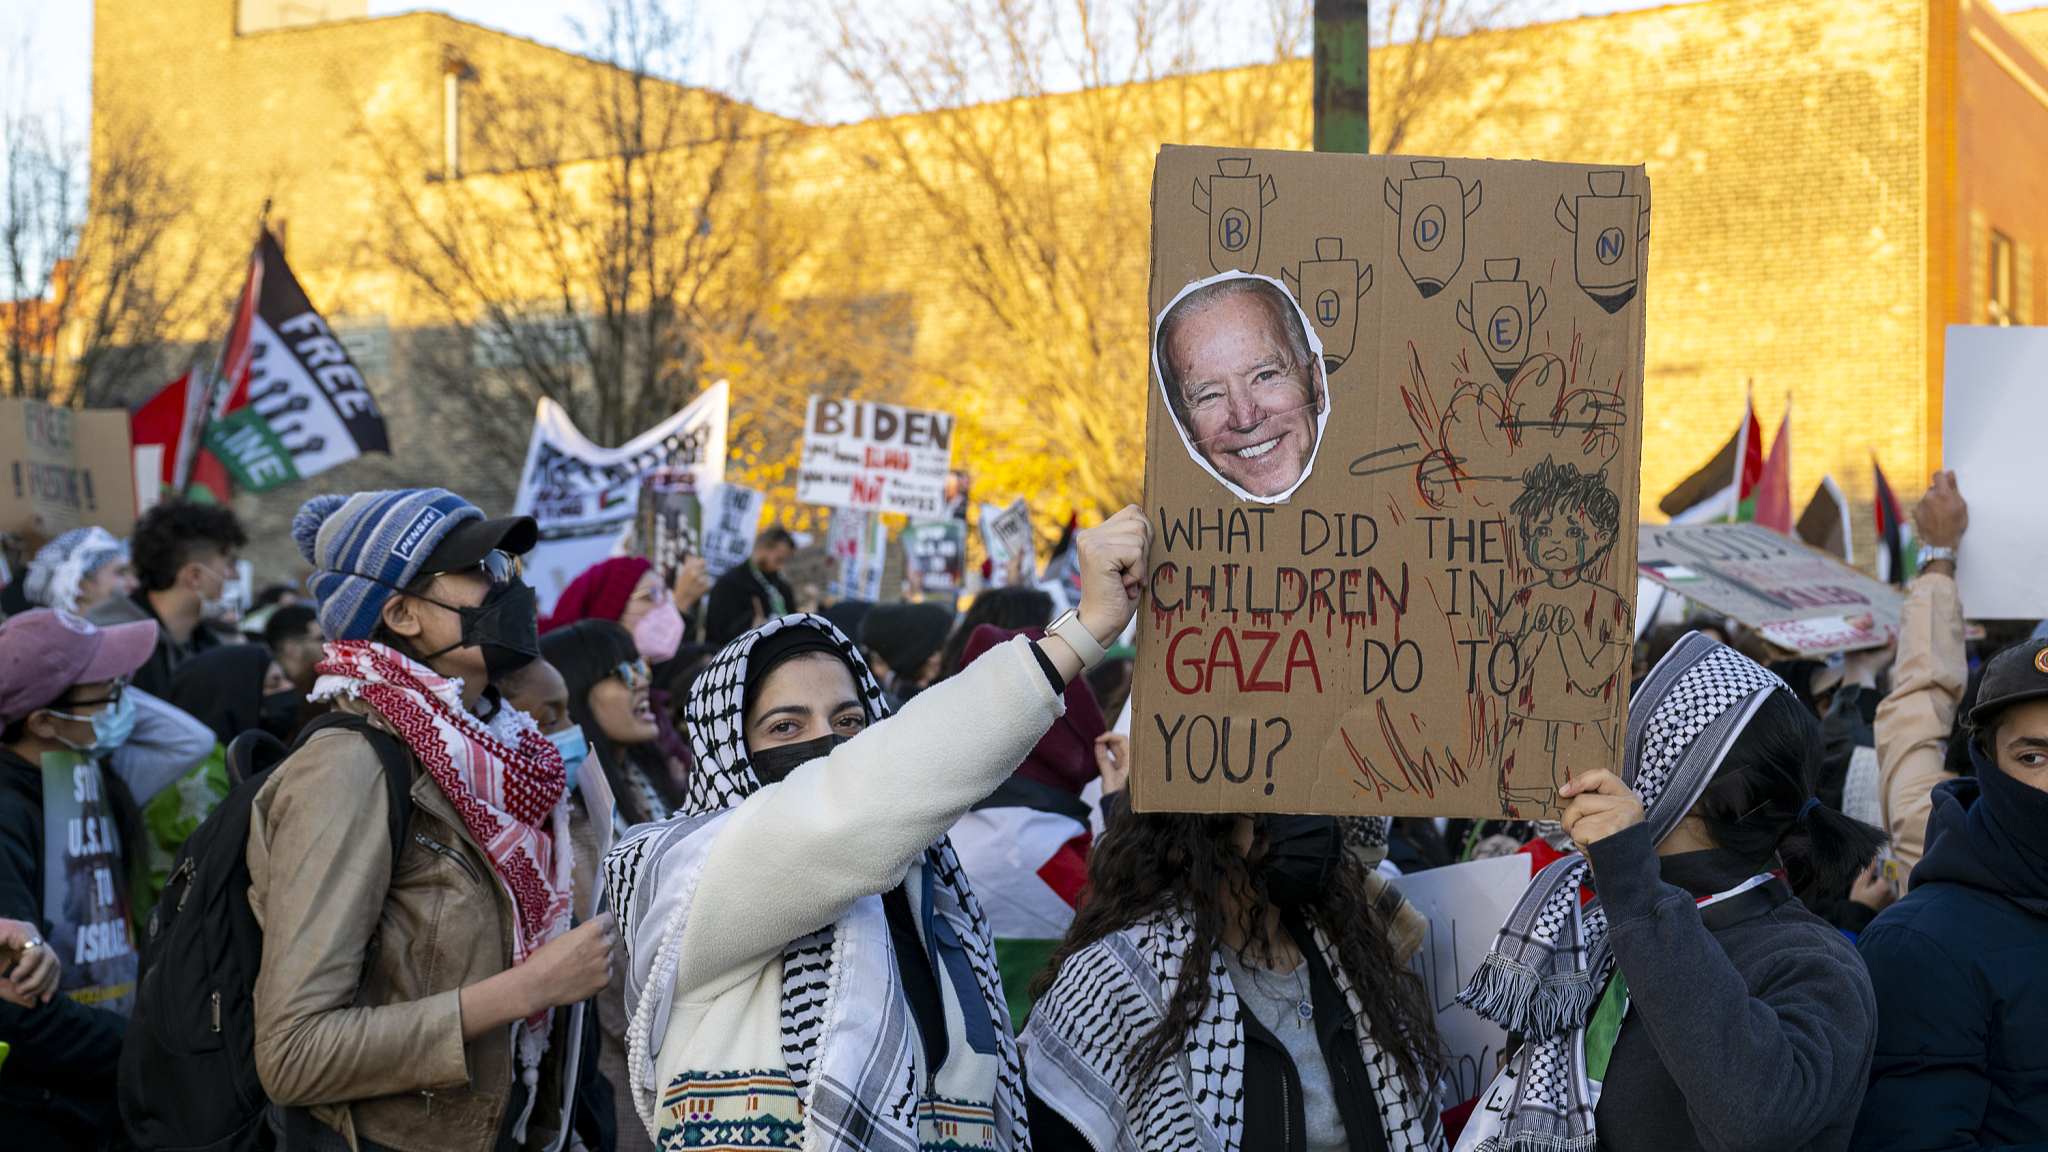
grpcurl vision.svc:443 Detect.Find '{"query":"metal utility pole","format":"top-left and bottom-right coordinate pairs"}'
top-left (1312, 0), bottom-right (1371, 153)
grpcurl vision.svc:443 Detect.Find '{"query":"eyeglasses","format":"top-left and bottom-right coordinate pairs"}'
top-left (612, 658), bottom-right (651, 688)
top-left (426, 549), bottom-right (522, 588)
top-left (51, 679), bottom-right (126, 716)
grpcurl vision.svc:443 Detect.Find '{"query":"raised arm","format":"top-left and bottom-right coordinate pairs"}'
top-left (677, 507), bottom-right (1152, 985)
top-left (1877, 472), bottom-right (1968, 876)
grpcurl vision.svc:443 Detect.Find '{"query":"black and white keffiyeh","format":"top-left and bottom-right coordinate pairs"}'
top-left (601, 613), bottom-right (1026, 1152)
top-left (1023, 912), bottom-right (1445, 1152)
top-left (1452, 632), bottom-right (1785, 1152)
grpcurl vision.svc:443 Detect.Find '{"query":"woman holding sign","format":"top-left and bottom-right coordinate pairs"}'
top-left (599, 508), bottom-right (1150, 1151)
top-left (1452, 632), bottom-right (1884, 1152)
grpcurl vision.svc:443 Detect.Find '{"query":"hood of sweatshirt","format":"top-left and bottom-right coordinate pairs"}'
top-left (1909, 743), bottom-right (2048, 915)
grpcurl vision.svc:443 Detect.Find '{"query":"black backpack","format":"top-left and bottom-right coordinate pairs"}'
top-left (119, 712), bottom-right (413, 1152)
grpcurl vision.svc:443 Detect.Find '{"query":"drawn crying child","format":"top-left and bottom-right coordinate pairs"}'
top-left (1493, 456), bottom-right (1631, 812)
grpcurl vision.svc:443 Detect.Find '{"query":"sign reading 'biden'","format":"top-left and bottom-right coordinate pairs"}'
top-left (797, 397), bottom-right (957, 517)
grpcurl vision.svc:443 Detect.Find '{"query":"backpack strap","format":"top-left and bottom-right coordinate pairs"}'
top-left (290, 712), bottom-right (416, 874)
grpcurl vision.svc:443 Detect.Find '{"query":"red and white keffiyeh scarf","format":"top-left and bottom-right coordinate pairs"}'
top-left (314, 640), bottom-right (574, 1060)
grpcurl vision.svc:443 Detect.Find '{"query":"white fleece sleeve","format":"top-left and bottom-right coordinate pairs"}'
top-left (676, 635), bottom-right (1064, 990)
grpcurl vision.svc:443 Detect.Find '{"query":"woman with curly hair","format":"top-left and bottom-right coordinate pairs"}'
top-left (1022, 802), bottom-right (1449, 1151)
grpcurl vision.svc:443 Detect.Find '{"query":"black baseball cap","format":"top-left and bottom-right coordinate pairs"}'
top-left (1969, 637), bottom-right (2048, 726)
top-left (420, 514), bottom-right (539, 576)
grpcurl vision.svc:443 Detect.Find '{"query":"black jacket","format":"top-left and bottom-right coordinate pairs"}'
top-left (1587, 823), bottom-right (1877, 1152)
top-left (704, 563), bottom-right (796, 647)
top-left (1851, 759), bottom-right (2048, 1152)
top-left (0, 746), bottom-right (128, 1151)
top-left (83, 588), bottom-right (222, 700)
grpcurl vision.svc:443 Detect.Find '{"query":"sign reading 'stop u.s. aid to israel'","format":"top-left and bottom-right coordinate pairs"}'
top-left (1134, 146), bottom-right (1649, 820)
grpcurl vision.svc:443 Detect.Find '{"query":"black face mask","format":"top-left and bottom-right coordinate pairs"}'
top-left (421, 579), bottom-right (541, 681)
top-left (749, 733), bottom-right (852, 785)
top-left (1254, 814), bottom-right (1345, 906)
top-left (259, 689), bottom-right (301, 740)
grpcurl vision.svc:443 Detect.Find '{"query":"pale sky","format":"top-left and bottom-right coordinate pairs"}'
top-left (3, 0), bottom-right (1746, 141)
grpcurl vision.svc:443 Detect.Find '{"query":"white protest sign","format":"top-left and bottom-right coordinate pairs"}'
top-left (701, 483), bottom-right (767, 577)
top-left (979, 499), bottom-right (1033, 580)
top-left (512, 384), bottom-right (729, 613)
top-left (797, 397), bottom-right (955, 517)
top-left (1944, 325), bottom-right (2048, 618)
top-left (1636, 521), bottom-right (1903, 656)
top-left (1387, 852), bottom-right (1534, 1108)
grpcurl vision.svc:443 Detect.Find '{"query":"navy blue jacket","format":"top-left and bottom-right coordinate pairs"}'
top-left (1852, 759), bottom-right (2048, 1152)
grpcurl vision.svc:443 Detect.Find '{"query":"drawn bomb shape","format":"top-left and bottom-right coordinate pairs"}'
top-left (1281, 238), bottom-right (1374, 372)
top-left (1384, 160), bottom-right (1482, 298)
top-left (1193, 158), bottom-right (1278, 274)
top-left (1457, 259), bottom-right (1547, 385)
top-left (1555, 170), bottom-right (1651, 313)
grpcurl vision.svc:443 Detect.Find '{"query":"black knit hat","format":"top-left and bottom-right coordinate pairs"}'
top-left (859, 602), bottom-right (956, 676)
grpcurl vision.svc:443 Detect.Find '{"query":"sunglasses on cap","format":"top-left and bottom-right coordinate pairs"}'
top-left (613, 658), bottom-right (651, 688)
top-left (422, 549), bottom-right (523, 588)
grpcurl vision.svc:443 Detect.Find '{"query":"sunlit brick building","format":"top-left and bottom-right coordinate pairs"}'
top-left (88, 0), bottom-right (2048, 576)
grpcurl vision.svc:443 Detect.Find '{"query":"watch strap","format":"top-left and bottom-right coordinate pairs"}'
top-left (1917, 545), bottom-right (1956, 569)
top-left (1046, 608), bottom-right (1108, 672)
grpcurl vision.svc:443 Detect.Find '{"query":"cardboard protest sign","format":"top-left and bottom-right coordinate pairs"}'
top-left (632, 470), bottom-right (701, 587)
top-left (0, 400), bottom-right (137, 538)
top-left (1635, 521), bottom-right (1903, 656)
top-left (512, 385), bottom-right (728, 613)
top-left (797, 397), bottom-right (956, 517)
top-left (1386, 853), bottom-right (1534, 1108)
top-left (1133, 146), bottom-right (1649, 819)
top-left (1943, 325), bottom-right (2048, 618)
top-left (902, 520), bottom-right (967, 593)
top-left (700, 483), bottom-right (767, 577)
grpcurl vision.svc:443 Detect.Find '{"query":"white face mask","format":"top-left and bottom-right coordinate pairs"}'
top-left (195, 562), bottom-right (238, 620)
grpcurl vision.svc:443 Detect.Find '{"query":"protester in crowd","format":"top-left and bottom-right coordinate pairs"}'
top-left (937, 585), bottom-right (1056, 680)
top-left (860, 600), bottom-right (955, 706)
top-left (20, 526), bottom-right (137, 616)
top-left (1873, 470), bottom-right (1968, 876)
top-left (703, 525), bottom-right (797, 646)
top-left (127, 644), bottom-right (301, 914)
top-left (542, 619), bottom-right (685, 826)
top-left (541, 554), bottom-right (713, 659)
top-left (0, 916), bottom-right (59, 1008)
top-left (1024, 803), bottom-right (1444, 1149)
top-left (84, 501), bottom-right (247, 698)
top-left (1851, 636), bottom-right (2048, 1151)
top-left (263, 603), bottom-right (326, 696)
top-left (946, 621), bottom-right (1125, 1028)
top-left (1455, 633), bottom-right (1884, 1152)
top-left (600, 508), bottom-right (1149, 1149)
top-left (500, 656), bottom-right (648, 1152)
top-left (0, 609), bottom-right (159, 1150)
top-left (248, 488), bottom-right (611, 1151)
top-left (238, 583), bottom-right (307, 642)
top-left (541, 555), bottom-right (710, 772)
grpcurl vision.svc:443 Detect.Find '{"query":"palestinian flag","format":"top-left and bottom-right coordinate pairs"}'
top-left (130, 369), bottom-right (232, 504)
top-left (1796, 475), bottom-right (1853, 561)
top-left (1752, 399), bottom-right (1793, 533)
top-left (200, 229), bottom-right (389, 491)
top-left (946, 776), bottom-right (1091, 1030)
top-left (1658, 390), bottom-right (1763, 523)
top-left (1874, 457), bottom-right (1911, 584)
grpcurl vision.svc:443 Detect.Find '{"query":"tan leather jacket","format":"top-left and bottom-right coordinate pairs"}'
top-left (245, 699), bottom-right (571, 1152)
top-left (1874, 571), bottom-right (1965, 880)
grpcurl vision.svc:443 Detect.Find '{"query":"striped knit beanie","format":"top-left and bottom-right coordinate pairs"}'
top-left (294, 489), bottom-right (484, 641)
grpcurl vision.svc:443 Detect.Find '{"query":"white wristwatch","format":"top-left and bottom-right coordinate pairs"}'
top-left (1045, 608), bottom-right (1109, 672)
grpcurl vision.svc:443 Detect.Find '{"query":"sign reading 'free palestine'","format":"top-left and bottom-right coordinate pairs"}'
top-left (1132, 146), bottom-right (1650, 819)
